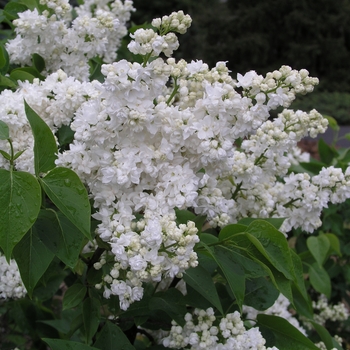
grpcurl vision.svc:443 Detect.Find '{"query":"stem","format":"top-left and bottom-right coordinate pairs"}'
top-left (232, 181), bottom-right (243, 200)
top-left (87, 247), bottom-right (106, 270)
top-left (166, 78), bottom-right (179, 105)
top-left (254, 150), bottom-right (267, 166)
top-left (8, 138), bottom-right (14, 171)
top-left (142, 51), bottom-right (154, 67)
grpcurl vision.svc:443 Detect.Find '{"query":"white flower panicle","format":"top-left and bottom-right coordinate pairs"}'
top-left (2, 10), bottom-right (350, 311)
top-left (97, 216), bottom-right (199, 310)
top-left (302, 294), bottom-right (349, 328)
top-left (0, 255), bottom-right (26, 299)
top-left (0, 70), bottom-right (98, 173)
top-left (128, 11), bottom-right (191, 58)
top-left (162, 308), bottom-right (279, 350)
top-left (6, 0), bottom-right (135, 80)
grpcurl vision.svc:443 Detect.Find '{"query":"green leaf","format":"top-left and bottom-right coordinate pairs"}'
top-left (246, 220), bottom-right (294, 280)
top-left (63, 283), bottom-right (87, 310)
top-left (183, 264), bottom-right (223, 314)
top-left (0, 45), bottom-right (9, 75)
top-left (32, 259), bottom-right (67, 301)
top-left (149, 289), bottom-right (187, 326)
top-left (306, 235), bottom-right (330, 266)
top-left (37, 209), bottom-right (85, 268)
top-left (271, 269), bottom-right (294, 306)
top-left (0, 119), bottom-right (9, 139)
top-left (10, 69), bottom-right (36, 83)
top-left (218, 223), bottom-right (247, 241)
top-left (325, 233), bottom-right (341, 256)
top-left (43, 339), bottom-right (99, 350)
top-left (238, 217), bottom-right (285, 230)
top-left (13, 226), bottom-right (55, 297)
top-left (292, 286), bottom-right (313, 320)
top-left (0, 149), bottom-right (11, 160)
top-left (82, 297), bottom-right (101, 344)
top-left (175, 208), bottom-right (196, 224)
top-left (93, 322), bottom-right (136, 350)
top-left (308, 263), bottom-right (331, 298)
top-left (11, 67), bottom-right (45, 80)
top-left (318, 138), bottom-right (338, 165)
top-left (40, 167), bottom-right (91, 239)
top-left (3, 2), bottom-right (28, 20)
top-left (257, 314), bottom-right (319, 349)
top-left (13, 149), bottom-right (26, 160)
top-left (311, 321), bottom-right (343, 350)
top-left (200, 232), bottom-right (218, 244)
top-left (244, 277), bottom-right (279, 311)
top-left (32, 53), bottom-right (46, 72)
top-left (57, 124), bottom-right (75, 148)
top-left (0, 74), bottom-right (17, 89)
top-left (298, 161), bottom-right (325, 175)
top-left (324, 115), bottom-right (339, 131)
top-left (25, 100), bottom-right (58, 175)
top-left (0, 169), bottom-right (41, 260)
top-left (38, 319), bottom-right (71, 334)
top-left (212, 245), bottom-right (246, 311)
top-left (230, 233), bottom-right (294, 304)
top-left (226, 248), bottom-right (269, 278)
top-left (290, 250), bottom-right (308, 301)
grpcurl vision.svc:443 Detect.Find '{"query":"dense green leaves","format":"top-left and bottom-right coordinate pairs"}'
top-left (43, 339), bottom-right (100, 350)
top-left (0, 169), bottom-right (41, 259)
top-left (40, 167), bottom-right (91, 239)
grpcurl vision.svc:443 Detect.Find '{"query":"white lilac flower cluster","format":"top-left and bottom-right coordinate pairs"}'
top-left (128, 11), bottom-right (192, 58)
top-left (0, 254), bottom-right (26, 299)
top-left (0, 70), bottom-right (98, 173)
top-left (243, 294), bottom-right (307, 335)
top-left (6, 0), bottom-right (135, 81)
top-left (93, 215), bottom-right (199, 310)
top-left (302, 294), bottom-right (349, 329)
top-left (162, 307), bottom-right (278, 350)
